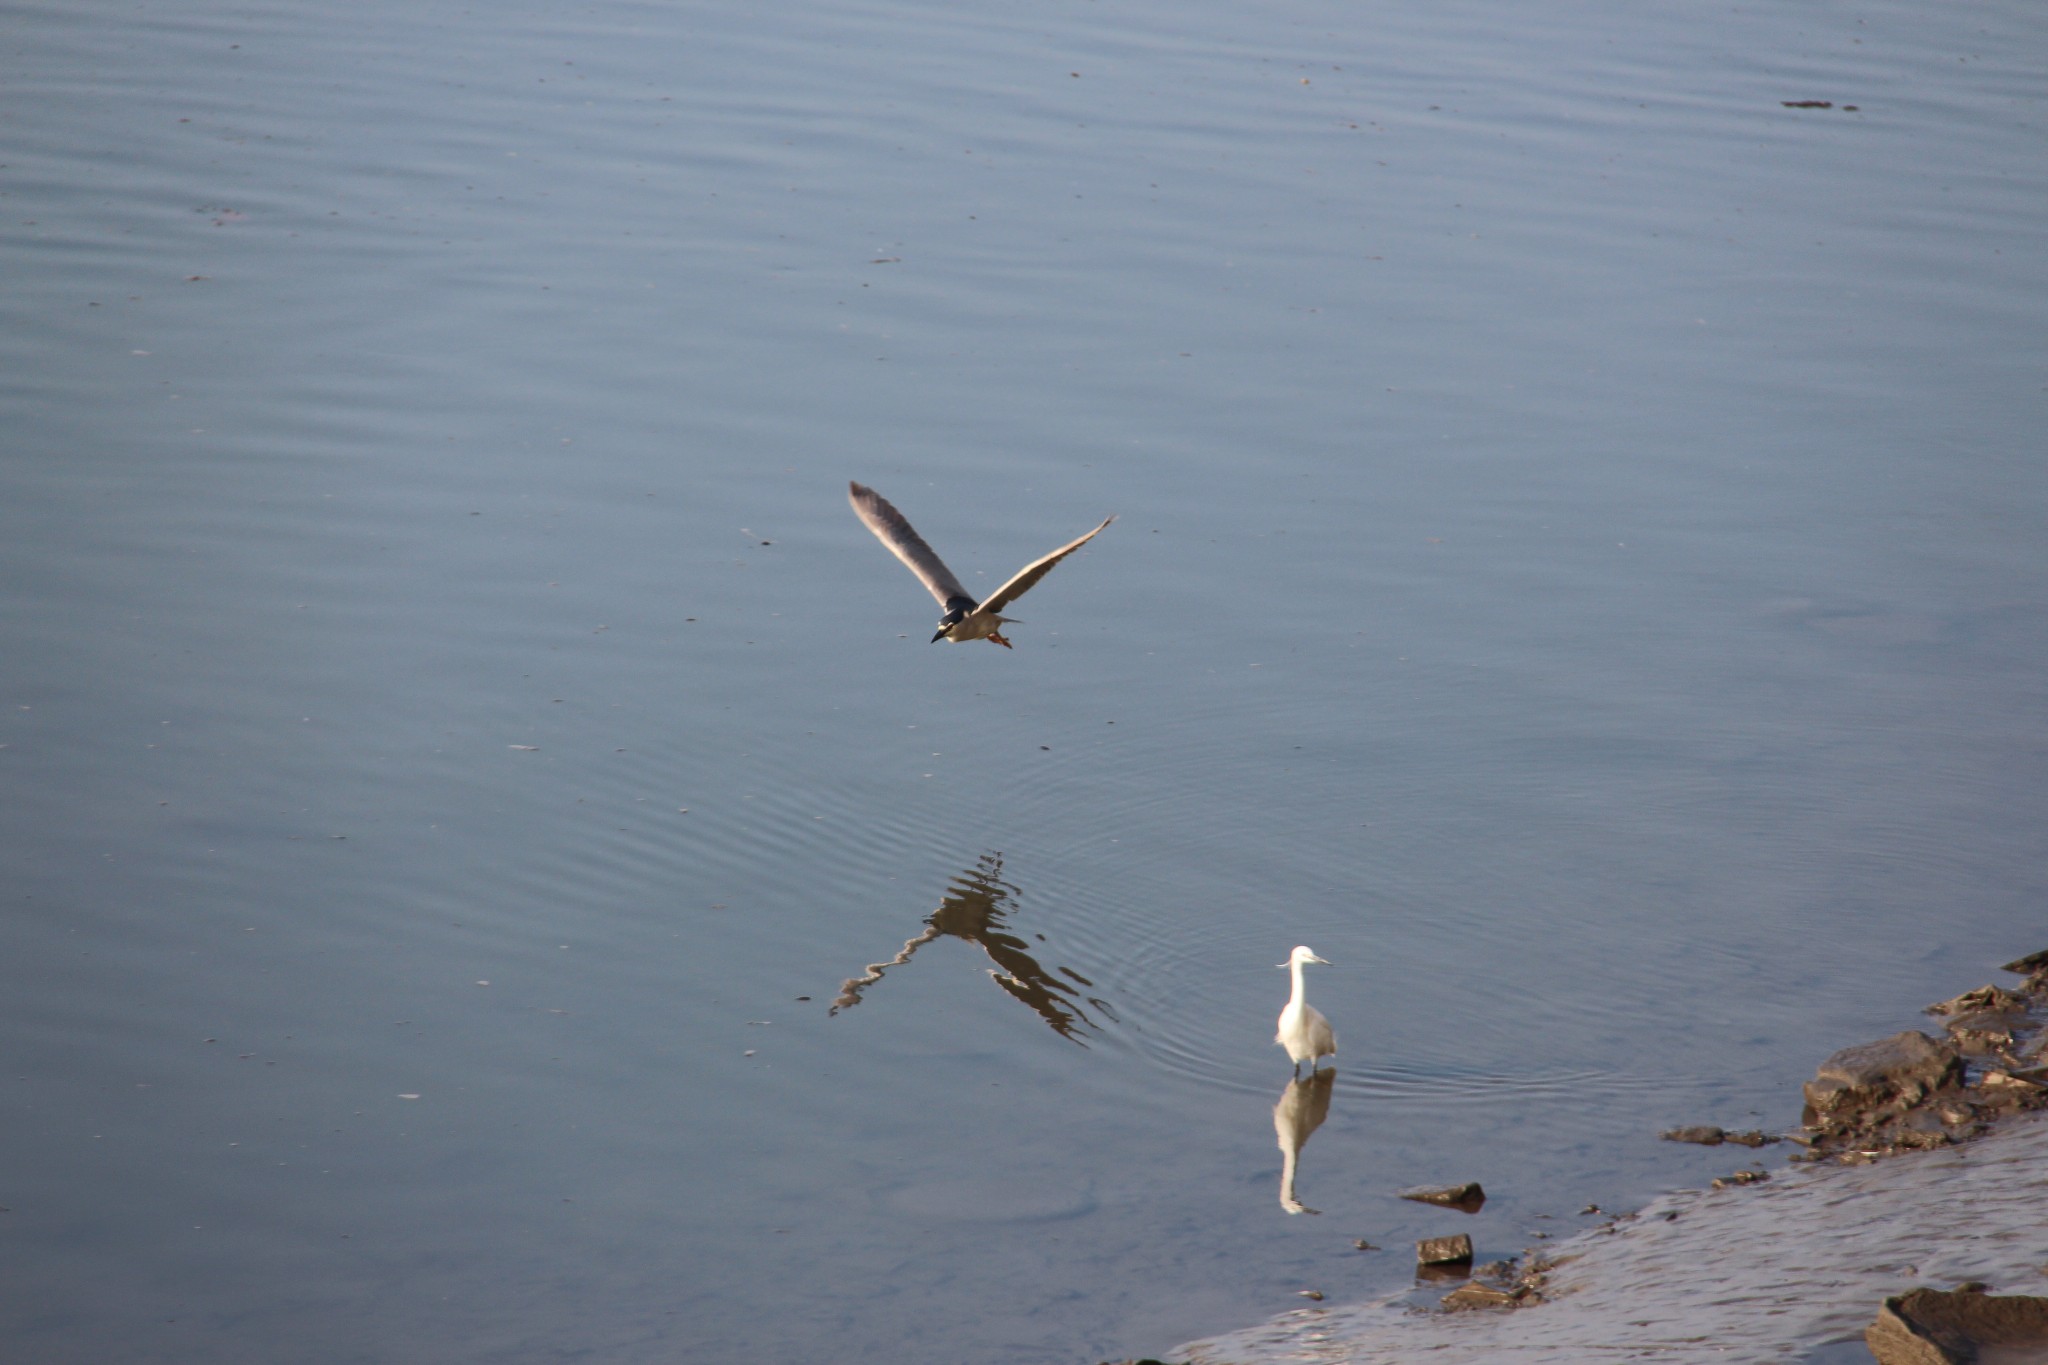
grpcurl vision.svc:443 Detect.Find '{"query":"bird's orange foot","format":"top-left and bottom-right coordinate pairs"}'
top-left (988, 631), bottom-right (1013, 649)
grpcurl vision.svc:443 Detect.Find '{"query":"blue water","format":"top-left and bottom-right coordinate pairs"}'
top-left (3, 0), bottom-right (2044, 1360)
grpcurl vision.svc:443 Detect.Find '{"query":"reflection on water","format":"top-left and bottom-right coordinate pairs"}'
top-left (1274, 1069), bottom-right (1336, 1216)
top-left (831, 852), bottom-right (1113, 1044)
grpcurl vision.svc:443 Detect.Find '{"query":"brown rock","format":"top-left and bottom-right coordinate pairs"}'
top-left (2000, 948), bottom-right (2048, 977)
top-left (1440, 1281), bottom-right (1520, 1311)
top-left (1944, 1008), bottom-right (2026, 1054)
top-left (1399, 1182), bottom-right (1486, 1213)
top-left (1893, 1110), bottom-right (1958, 1149)
top-left (1866, 1286), bottom-right (2048, 1364)
top-left (1982, 1069), bottom-right (2047, 1093)
top-left (1804, 1031), bottom-right (1962, 1117)
top-left (1416, 1233), bottom-right (1473, 1268)
top-left (1926, 984), bottom-right (2027, 1016)
top-left (1660, 1124), bottom-right (1782, 1148)
top-left (1792, 1026), bottom-right (2047, 1160)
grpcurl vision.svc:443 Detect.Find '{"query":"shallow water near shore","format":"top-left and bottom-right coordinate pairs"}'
top-left (1184, 1111), bottom-right (2048, 1365)
top-left (3, 0), bottom-right (2046, 1361)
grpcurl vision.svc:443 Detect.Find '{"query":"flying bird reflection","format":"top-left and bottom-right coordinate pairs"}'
top-left (1274, 1068), bottom-right (1336, 1215)
top-left (830, 852), bottom-right (1111, 1043)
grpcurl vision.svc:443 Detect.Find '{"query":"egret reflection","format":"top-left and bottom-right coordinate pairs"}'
top-left (831, 852), bottom-right (1111, 1044)
top-left (1274, 1068), bottom-right (1335, 1215)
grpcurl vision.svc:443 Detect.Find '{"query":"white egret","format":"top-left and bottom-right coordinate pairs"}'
top-left (1276, 945), bottom-right (1335, 1075)
top-left (848, 481), bottom-right (1113, 647)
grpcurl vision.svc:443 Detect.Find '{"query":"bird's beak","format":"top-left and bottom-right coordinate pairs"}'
top-left (930, 629), bottom-right (946, 643)
top-left (1314, 955), bottom-right (1332, 965)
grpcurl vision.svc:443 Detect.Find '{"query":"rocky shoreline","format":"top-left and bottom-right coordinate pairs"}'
top-left (1139, 949), bottom-right (2048, 1365)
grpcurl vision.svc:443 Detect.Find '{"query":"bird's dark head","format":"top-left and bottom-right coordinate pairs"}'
top-left (931, 597), bottom-right (975, 643)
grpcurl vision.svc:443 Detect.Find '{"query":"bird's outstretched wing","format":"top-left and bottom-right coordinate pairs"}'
top-left (980, 515), bottom-right (1115, 614)
top-left (849, 482), bottom-right (971, 608)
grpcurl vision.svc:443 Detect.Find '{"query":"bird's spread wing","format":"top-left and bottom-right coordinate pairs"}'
top-left (848, 482), bottom-right (970, 608)
top-left (978, 515), bottom-right (1115, 615)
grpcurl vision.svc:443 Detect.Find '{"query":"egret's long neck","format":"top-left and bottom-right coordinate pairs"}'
top-left (1286, 958), bottom-right (1307, 1011)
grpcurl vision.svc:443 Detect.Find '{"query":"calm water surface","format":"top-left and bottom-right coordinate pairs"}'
top-left (3, 1), bottom-right (2044, 1361)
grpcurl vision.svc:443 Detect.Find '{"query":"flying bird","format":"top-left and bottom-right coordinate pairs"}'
top-left (847, 481), bottom-right (1113, 647)
top-left (1276, 945), bottom-right (1335, 1076)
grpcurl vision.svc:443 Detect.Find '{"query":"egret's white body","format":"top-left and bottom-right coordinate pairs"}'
top-left (1276, 945), bottom-right (1335, 1075)
top-left (848, 481), bottom-right (1113, 647)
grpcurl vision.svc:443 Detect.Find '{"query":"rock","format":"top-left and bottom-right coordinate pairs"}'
top-left (1711, 1169), bottom-right (1770, 1189)
top-left (1398, 1182), bottom-right (1485, 1213)
top-left (1926, 984), bottom-right (2027, 1016)
top-left (1982, 1068), bottom-right (2047, 1092)
top-left (1661, 1124), bottom-right (1781, 1148)
top-left (1943, 1008), bottom-right (2026, 1055)
top-left (1866, 1286), bottom-right (2048, 1364)
top-left (1416, 1233), bottom-right (1473, 1268)
top-left (1793, 963), bottom-right (2048, 1164)
top-left (1802, 1031), bottom-right (1957, 1137)
top-left (1794, 1029), bottom-right (2045, 1160)
top-left (1804, 1031), bottom-right (1963, 1118)
top-left (1892, 1110), bottom-right (1959, 1150)
top-left (2001, 948), bottom-right (2048, 977)
top-left (1440, 1281), bottom-right (1520, 1311)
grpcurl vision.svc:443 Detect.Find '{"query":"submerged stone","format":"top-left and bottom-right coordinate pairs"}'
top-left (1441, 1281), bottom-right (1520, 1311)
top-left (1661, 1125), bottom-right (1779, 1148)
